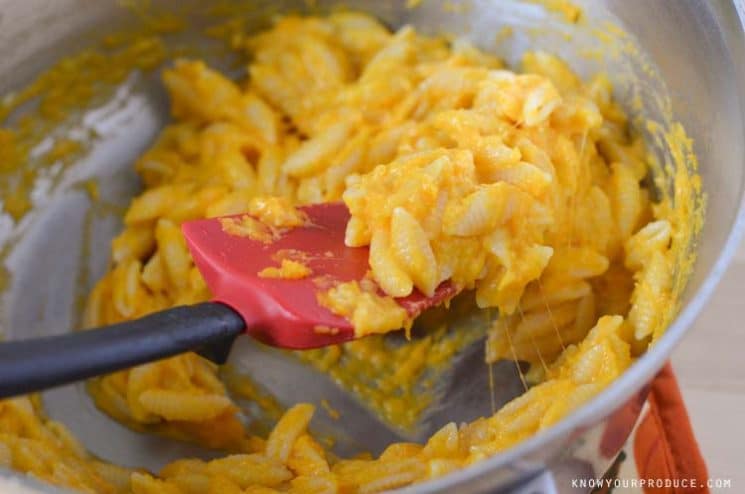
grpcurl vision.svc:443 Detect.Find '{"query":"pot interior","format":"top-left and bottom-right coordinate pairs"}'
top-left (0, 0), bottom-right (742, 492)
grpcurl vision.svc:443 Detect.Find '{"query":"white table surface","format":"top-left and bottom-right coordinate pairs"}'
top-left (673, 237), bottom-right (745, 492)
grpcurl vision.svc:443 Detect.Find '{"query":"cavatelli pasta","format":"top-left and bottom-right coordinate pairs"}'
top-left (137, 390), bottom-right (233, 422)
top-left (131, 473), bottom-right (182, 494)
top-left (0, 11), bottom-right (696, 494)
top-left (288, 475), bottom-right (337, 494)
top-left (368, 228), bottom-right (414, 297)
top-left (389, 206), bottom-right (439, 296)
top-left (608, 161), bottom-right (643, 241)
top-left (205, 454), bottom-right (293, 488)
top-left (266, 404), bottom-right (315, 463)
top-left (628, 251), bottom-right (673, 340)
top-left (287, 435), bottom-right (331, 476)
top-left (283, 122), bottom-right (353, 178)
top-left (154, 219), bottom-right (192, 290)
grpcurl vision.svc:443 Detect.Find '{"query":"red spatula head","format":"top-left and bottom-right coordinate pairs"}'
top-left (182, 202), bottom-right (457, 349)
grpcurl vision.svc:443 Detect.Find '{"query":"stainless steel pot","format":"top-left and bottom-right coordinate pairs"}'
top-left (0, 1), bottom-right (743, 493)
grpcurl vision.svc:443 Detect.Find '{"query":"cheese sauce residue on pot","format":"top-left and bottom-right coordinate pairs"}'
top-left (0, 7), bottom-right (702, 494)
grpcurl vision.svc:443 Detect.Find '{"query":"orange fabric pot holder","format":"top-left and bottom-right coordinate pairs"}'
top-left (632, 363), bottom-right (710, 494)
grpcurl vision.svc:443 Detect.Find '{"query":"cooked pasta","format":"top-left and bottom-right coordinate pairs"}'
top-left (317, 280), bottom-right (410, 337)
top-left (0, 11), bottom-right (694, 494)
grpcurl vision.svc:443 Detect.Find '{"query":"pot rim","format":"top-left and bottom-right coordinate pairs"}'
top-left (1, 1), bottom-right (744, 492)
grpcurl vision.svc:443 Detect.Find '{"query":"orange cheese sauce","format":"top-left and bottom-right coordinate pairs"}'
top-left (259, 259), bottom-right (313, 280)
top-left (220, 196), bottom-right (310, 243)
top-left (220, 215), bottom-right (277, 243)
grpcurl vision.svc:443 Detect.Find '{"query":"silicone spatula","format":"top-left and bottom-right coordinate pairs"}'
top-left (183, 201), bottom-right (456, 348)
top-left (0, 202), bottom-right (456, 398)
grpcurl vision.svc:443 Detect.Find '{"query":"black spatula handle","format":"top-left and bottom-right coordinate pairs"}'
top-left (0, 302), bottom-right (245, 399)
